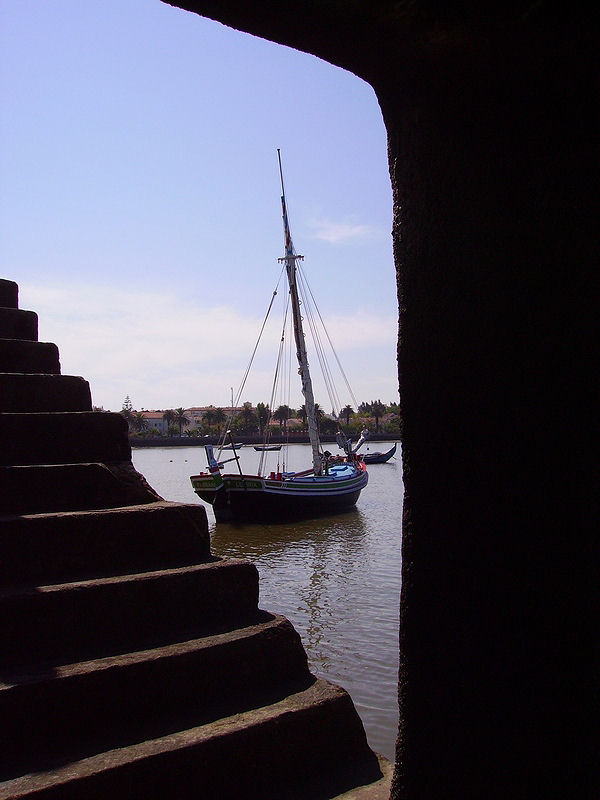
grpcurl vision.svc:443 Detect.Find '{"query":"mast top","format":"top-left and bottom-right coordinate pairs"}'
top-left (277, 150), bottom-right (303, 264)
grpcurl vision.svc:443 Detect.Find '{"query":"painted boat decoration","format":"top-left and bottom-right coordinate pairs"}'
top-left (190, 151), bottom-right (368, 522)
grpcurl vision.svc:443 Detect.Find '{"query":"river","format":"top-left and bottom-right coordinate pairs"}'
top-left (132, 442), bottom-right (402, 760)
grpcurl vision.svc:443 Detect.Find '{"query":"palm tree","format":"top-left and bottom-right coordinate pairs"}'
top-left (314, 403), bottom-right (325, 433)
top-left (131, 412), bottom-right (148, 433)
top-left (162, 409), bottom-right (176, 430)
top-left (298, 404), bottom-right (307, 431)
top-left (341, 405), bottom-right (354, 426)
top-left (371, 400), bottom-right (386, 432)
top-left (256, 402), bottom-right (269, 435)
top-left (203, 408), bottom-right (217, 429)
top-left (273, 405), bottom-right (291, 428)
top-left (240, 402), bottom-right (256, 433)
top-left (174, 407), bottom-right (190, 437)
top-left (213, 407), bottom-right (227, 435)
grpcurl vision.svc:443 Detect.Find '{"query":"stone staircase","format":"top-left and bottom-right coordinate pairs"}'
top-left (0, 279), bottom-right (391, 799)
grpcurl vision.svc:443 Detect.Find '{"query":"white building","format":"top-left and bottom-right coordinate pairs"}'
top-left (139, 411), bottom-right (169, 434)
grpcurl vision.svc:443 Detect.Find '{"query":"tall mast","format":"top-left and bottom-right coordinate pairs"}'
top-left (277, 150), bottom-right (322, 475)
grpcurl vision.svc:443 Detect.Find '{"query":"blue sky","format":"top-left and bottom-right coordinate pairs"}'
top-left (1, 0), bottom-right (398, 412)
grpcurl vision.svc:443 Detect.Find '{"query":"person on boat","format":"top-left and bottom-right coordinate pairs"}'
top-left (322, 451), bottom-right (333, 474)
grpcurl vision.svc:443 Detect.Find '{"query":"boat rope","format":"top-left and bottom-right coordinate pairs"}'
top-left (302, 280), bottom-right (341, 414)
top-left (298, 267), bottom-right (358, 409)
top-left (233, 266), bottom-right (285, 411)
top-left (259, 294), bottom-right (290, 475)
top-left (217, 267), bottom-right (285, 457)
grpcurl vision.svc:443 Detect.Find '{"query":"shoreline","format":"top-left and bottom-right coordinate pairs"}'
top-left (130, 433), bottom-right (396, 448)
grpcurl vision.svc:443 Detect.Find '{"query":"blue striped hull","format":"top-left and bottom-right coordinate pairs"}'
top-left (191, 467), bottom-right (368, 523)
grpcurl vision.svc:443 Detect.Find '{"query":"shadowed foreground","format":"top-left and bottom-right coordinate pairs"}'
top-left (0, 277), bottom-right (391, 798)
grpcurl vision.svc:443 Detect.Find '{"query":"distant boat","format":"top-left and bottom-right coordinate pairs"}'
top-left (221, 442), bottom-right (244, 450)
top-left (253, 444), bottom-right (282, 451)
top-left (362, 443), bottom-right (397, 464)
top-left (190, 151), bottom-right (368, 522)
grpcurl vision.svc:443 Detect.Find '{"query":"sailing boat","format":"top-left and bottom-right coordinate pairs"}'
top-left (190, 152), bottom-right (368, 522)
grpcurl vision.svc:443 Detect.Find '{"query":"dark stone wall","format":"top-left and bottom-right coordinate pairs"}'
top-left (163, 4), bottom-right (595, 797)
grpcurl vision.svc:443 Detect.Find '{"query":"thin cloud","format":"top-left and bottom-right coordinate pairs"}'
top-left (309, 217), bottom-right (377, 244)
top-left (19, 282), bottom-right (397, 411)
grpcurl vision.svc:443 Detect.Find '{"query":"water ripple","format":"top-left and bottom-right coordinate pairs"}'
top-left (133, 443), bottom-right (402, 759)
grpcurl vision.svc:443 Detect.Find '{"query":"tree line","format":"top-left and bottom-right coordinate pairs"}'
top-left (120, 395), bottom-right (400, 438)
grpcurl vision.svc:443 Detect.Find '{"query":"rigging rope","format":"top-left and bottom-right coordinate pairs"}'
top-left (297, 262), bottom-right (360, 413)
top-left (219, 267), bottom-right (285, 456)
top-left (234, 266), bottom-right (285, 408)
top-left (259, 292), bottom-right (290, 475)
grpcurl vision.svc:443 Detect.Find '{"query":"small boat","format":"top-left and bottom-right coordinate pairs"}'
top-left (221, 442), bottom-right (244, 450)
top-left (191, 151), bottom-right (368, 522)
top-left (253, 444), bottom-right (282, 451)
top-left (362, 443), bottom-right (397, 464)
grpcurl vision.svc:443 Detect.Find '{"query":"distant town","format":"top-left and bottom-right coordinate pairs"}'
top-left (110, 396), bottom-right (401, 438)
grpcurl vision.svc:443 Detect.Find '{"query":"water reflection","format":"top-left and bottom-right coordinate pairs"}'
top-left (132, 444), bottom-right (402, 760)
top-left (211, 510), bottom-right (370, 670)
top-left (211, 508), bottom-right (368, 558)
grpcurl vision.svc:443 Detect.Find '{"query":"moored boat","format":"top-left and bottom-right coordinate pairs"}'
top-left (190, 151), bottom-right (368, 522)
top-left (362, 443), bottom-right (397, 464)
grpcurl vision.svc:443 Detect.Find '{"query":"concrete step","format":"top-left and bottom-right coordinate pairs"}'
top-left (0, 501), bottom-right (210, 587)
top-left (0, 463), bottom-right (161, 515)
top-left (0, 614), bottom-right (310, 781)
top-left (0, 308), bottom-right (37, 341)
top-left (1, 559), bottom-right (260, 669)
top-left (330, 756), bottom-right (393, 800)
top-left (0, 412), bottom-right (131, 466)
top-left (0, 373), bottom-right (92, 412)
top-left (0, 677), bottom-right (384, 800)
top-left (0, 279), bottom-right (18, 309)
top-left (0, 339), bottom-right (60, 374)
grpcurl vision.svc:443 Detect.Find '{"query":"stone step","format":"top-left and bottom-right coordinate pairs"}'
top-left (0, 279), bottom-right (18, 309)
top-left (0, 501), bottom-right (210, 587)
top-left (330, 756), bottom-right (393, 800)
top-left (0, 559), bottom-right (260, 669)
top-left (0, 677), bottom-right (384, 800)
top-left (0, 373), bottom-right (92, 412)
top-left (0, 308), bottom-right (37, 341)
top-left (0, 614), bottom-right (310, 782)
top-left (0, 411), bottom-right (131, 466)
top-left (0, 463), bottom-right (161, 515)
top-left (0, 339), bottom-right (60, 374)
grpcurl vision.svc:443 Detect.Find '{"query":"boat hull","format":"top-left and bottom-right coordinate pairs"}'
top-left (363, 443), bottom-right (397, 464)
top-left (191, 465), bottom-right (368, 523)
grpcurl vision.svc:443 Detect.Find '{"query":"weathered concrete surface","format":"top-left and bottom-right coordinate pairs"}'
top-left (0, 501), bottom-right (210, 585)
top-left (1, 615), bottom-right (310, 780)
top-left (0, 309), bottom-right (37, 341)
top-left (0, 339), bottom-right (60, 373)
top-left (1, 559), bottom-right (261, 668)
top-left (335, 757), bottom-right (394, 800)
top-left (0, 279), bottom-right (18, 309)
top-left (162, 3), bottom-right (594, 798)
top-left (0, 412), bottom-right (132, 466)
top-left (0, 678), bottom-right (382, 800)
top-left (0, 373), bottom-right (92, 412)
top-left (0, 463), bottom-right (160, 514)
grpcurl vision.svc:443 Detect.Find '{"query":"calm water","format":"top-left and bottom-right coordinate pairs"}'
top-left (132, 443), bottom-right (402, 760)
